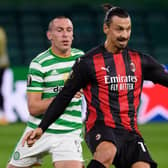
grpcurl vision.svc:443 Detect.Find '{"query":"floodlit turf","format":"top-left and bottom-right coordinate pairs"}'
top-left (1, 122), bottom-right (168, 168)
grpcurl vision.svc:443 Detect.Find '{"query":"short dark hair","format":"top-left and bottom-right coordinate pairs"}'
top-left (103, 3), bottom-right (130, 26)
top-left (48, 16), bottom-right (70, 31)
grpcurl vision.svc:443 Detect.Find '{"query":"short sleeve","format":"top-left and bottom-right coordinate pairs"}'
top-left (27, 61), bottom-right (44, 92)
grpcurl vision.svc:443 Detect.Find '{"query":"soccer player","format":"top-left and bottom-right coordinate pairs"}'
top-left (22, 4), bottom-right (168, 168)
top-left (7, 16), bottom-right (85, 168)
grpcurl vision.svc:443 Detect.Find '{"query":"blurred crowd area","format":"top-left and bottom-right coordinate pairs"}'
top-left (0, 1), bottom-right (168, 66)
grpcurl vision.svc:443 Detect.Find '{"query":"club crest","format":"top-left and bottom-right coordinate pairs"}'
top-left (95, 133), bottom-right (101, 141)
top-left (130, 62), bottom-right (136, 72)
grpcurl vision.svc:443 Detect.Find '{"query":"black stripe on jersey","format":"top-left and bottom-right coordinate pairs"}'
top-left (103, 52), bottom-right (123, 128)
top-left (91, 54), bottom-right (107, 127)
top-left (122, 49), bottom-right (136, 131)
top-left (128, 50), bottom-right (143, 135)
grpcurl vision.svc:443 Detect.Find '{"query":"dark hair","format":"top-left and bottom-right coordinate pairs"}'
top-left (103, 3), bottom-right (130, 26)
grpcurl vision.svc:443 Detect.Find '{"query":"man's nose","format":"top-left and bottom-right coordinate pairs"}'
top-left (62, 30), bottom-right (68, 36)
top-left (122, 30), bottom-right (128, 38)
top-left (122, 30), bottom-right (130, 39)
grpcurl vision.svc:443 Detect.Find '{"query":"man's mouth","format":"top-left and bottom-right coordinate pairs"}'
top-left (62, 40), bottom-right (69, 45)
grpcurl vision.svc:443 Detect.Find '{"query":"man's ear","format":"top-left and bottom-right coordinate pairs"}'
top-left (103, 23), bottom-right (109, 34)
top-left (46, 31), bottom-right (52, 40)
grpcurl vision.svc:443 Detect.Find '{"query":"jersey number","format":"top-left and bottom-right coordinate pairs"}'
top-left (138, 141), bottom-right (146, 152)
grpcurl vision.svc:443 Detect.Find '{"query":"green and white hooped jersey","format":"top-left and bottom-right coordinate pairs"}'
top-left (27, 48), bottom-right (84, 135)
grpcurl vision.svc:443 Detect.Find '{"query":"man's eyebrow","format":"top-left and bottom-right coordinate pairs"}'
top-left (116, 25), bottom-right (124, 28)
top-left (55, 26), bottom-right (73, 29)
top-left (116, 24), bottom-right (130, 29)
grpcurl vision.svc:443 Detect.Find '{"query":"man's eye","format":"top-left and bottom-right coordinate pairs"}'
top-left (67, 28), bottom-right (72, 32)
top-left (118, 27), bottom-right (123, 31)
top-left (57, 29), bottom-right (62, 32)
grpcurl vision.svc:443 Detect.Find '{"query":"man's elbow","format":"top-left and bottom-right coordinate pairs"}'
top-left (28, 105), bottom-right (41, 116)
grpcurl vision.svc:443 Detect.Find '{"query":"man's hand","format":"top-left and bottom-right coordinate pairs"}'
top-left (74, 89), bottom-right (83, 98)
top-left (22, 128), bottom-right (43, 147)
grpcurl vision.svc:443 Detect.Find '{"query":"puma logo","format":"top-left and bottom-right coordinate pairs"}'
top-left (101, 66), bottom-right (110, 73)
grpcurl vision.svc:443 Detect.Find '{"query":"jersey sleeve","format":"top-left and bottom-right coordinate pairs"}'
top-left (142, 54), bottom-right (168, 86)
top-left (27, 61), bottom-right (44, 92)
top-left (38, 57), bottom-right (90, 132)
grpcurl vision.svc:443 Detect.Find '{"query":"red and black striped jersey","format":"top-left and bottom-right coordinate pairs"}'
top-left (39, 44), bottom-right (168, 135)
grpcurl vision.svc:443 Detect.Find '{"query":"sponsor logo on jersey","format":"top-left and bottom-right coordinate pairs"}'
top-left (53, 86), bottom-right (63, 93)
top-left (104, 75), bottom-right (137, 84)
top-left (104, 75), bottom-right (137, 91)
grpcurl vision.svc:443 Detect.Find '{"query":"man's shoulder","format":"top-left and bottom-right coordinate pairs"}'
top-left (71, 48), bottom-right (85, 56)
top-left (84, 44), bottom-right (103, 58)
top-left (127, 47), bottom-right (149, 57)
top-left (127, 48), bottom-right (156, 65)
top-left (31, 49), bottom-right (51, 64)
top-left (74, 45), bottom-right (103, 67)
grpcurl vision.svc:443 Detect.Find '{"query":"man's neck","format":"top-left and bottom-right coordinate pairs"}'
top-left (51, 47), bottom-right (71, 58)
top-left (104, 41), bottom-right (123, 54)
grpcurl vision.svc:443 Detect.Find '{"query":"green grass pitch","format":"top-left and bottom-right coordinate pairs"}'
top-left (1, 122), bottom-right (168, 168)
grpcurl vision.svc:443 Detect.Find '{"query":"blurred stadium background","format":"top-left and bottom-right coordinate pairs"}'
top-left (0, 0), bottom-right (168, 167)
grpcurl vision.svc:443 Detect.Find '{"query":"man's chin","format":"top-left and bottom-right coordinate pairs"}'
top-left (117, 45), bottom-right (126, 50)
top-left (61, 47), bottom-right (70, 53)
top-left (118, 43), bottom-right (127, 49)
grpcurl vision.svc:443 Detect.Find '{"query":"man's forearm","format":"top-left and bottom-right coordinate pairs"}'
top-left (28, 97), bottom-right (55, 116)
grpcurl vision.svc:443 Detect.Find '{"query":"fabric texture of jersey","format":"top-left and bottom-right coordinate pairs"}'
top-left (27, 48), bottom-right (84, 134)
top-left (83, 46), bottom-right (143, 134)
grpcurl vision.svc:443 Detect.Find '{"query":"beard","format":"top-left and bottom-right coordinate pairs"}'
top-left (119, 42), bottom-right (127, 49)
top-left (116, 38), bottom-right (129, 49)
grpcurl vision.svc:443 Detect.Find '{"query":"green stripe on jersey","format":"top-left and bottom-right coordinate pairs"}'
top-left (27, 48), bottom-right (84, 134)
top-left (27, 122), bottom-right (81, 134)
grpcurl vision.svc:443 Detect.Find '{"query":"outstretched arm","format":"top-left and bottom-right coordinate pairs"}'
top-left (143, 54), bottom-right (168, 86)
